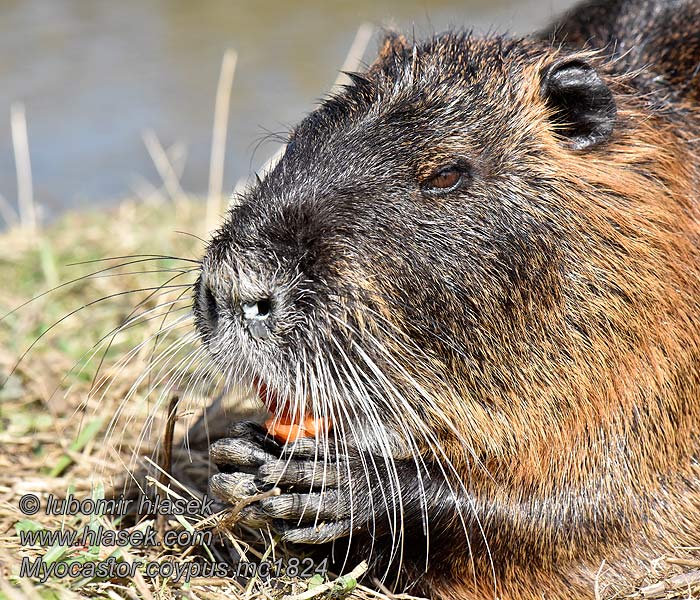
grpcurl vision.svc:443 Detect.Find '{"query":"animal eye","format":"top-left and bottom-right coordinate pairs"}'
top-left (422, 163), bottom-right (470, 194)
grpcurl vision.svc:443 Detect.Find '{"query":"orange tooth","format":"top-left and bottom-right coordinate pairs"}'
top-left (264, 414), bottom-right (332, 443)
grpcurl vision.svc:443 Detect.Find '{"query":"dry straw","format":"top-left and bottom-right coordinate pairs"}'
top-left (10, 102), bottom-right (37, 235)
top-left (207, 49), bottom-right (238, 233)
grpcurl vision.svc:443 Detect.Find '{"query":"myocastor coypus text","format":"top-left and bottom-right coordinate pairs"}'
top-left (194, 0), bottom-right (700, 597)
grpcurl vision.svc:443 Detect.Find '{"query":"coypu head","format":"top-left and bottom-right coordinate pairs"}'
top-left (195, 30), bottom-right (700, 566)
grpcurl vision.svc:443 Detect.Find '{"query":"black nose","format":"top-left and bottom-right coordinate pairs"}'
top-left (241, 298), bottom-right (271, 320)
top-left (241, 298), bottom-right (273, 340)
top-left (241, 297), bottom-right (273, 340)
top-left (197, 267), bottom-right (278, 342)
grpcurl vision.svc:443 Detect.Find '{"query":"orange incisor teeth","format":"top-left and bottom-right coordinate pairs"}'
top-left (264, 413), bottom-right (331, 443)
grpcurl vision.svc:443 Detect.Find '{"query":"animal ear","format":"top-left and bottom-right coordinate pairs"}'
top-left (540, 58), bottom-right (616, 150)
top-left (368, 30), bottom-right (409, 74)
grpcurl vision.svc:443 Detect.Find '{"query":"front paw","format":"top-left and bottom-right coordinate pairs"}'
top-left (257, 437), bottom-right (357, 544)
top-left (209, 421), bottom-right (357, 543)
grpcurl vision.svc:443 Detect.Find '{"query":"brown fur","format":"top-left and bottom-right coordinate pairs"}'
top-left (339, 40), bottom-right (700, 600)
top-left (419, 49), bottom-right (700, 600)
top-left (199, 2), bottom-right (700, 598)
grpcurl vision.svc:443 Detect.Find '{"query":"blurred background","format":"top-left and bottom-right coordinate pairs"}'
top-left (0, 0), bottom-right (579, 224)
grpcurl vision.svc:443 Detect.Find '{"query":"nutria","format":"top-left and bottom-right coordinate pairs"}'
top-left (194, 0), bottom-right (700, 597)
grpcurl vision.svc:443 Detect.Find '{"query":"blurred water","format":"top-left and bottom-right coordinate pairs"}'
top-left (0, 0), bottom-right (578, 221)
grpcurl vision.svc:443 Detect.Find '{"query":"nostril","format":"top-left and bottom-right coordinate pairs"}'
top-left (203, 284), bottom-right (219, 328)
top-left (241, 297), bottom-right (273, 340)
top-left (242, 298), bottom-right (272, 321)
top-left (256, 298), bottom-right (271, 318)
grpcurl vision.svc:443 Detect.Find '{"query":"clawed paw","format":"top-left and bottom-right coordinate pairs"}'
top-left (209, 421), bottom-right (357, 543)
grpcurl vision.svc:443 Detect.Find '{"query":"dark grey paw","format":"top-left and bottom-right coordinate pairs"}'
top-left (209, 421), bottom-right (355, 543)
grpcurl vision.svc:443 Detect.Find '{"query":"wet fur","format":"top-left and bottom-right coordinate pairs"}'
top-left (196, 1), bottom-right (700, 598)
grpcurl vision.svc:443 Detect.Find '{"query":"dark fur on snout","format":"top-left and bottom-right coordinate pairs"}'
top-left (195, 1), bottom-right (700, 598)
